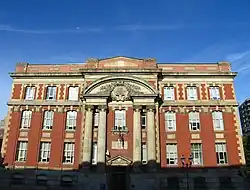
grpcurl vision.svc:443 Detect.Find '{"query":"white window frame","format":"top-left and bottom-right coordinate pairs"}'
top-left (94, 112), bottom-right (99, 128)
top-left (164, 86), bottom-right (175, 100)
top-left (92, 143), bottom-right (97, 165)
top-left (141, 112), bottom-right (146, 129)
top-left (166, 144), bottom-right (178, 165)
top-left (142, 143), bottom-right (147, 164)
top-left (215, 143), bottom-right (228, 165)
top-left (46, 86), bottom-right (57, 100)
top-left (191, 143), bottom-right (203, 165)
top-left (16, 141), bottom-right (28, 161)
top-left (165, 112), bottom-right (176, 131)
top-left (63, 142), bottom-right (75, 164)
top-left (25, 86), bottom-right (35, 100)
top-left (209, 86), bottom-right (220, 100)
top-left (20, 110), bottom-right (32, 129)
top-left (66, 111), bottom-right (77, 131)
top-left (43, 111), bottom-right (54, 130)
top-left (187, 86), bottom-right (197, 100)
top-left (39, 142), bottom-right (51, 163)
top-left (114, 110), bottom-right (126, 130)
top-left (212, 111), bottom-right (224, 131)
top-left (189, 112), bottom-right (200, 131)
top-left (68, 86), bottom-right (79, 101)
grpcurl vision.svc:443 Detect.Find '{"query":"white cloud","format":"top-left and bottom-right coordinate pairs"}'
top-left (0, 24), bottom-right (103, 34)
top-left (226, 51), bottom-right (250, 73)
top-left (115, 24), bottom-right (182, 31)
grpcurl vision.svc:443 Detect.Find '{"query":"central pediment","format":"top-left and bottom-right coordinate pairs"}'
top-left (106, 155), bottom-right (132, 166)
top-left (84, 56), bottom-right (157, 69)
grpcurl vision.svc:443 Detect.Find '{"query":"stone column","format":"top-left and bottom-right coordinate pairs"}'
top-left (147, 106), bottom-right (156, 170)
top-left (82, 105), bottom-right (94, 167)
top-left (97, 105), bottom-right (107, 171)
top-left (133, 106), bottom-right (142, 169)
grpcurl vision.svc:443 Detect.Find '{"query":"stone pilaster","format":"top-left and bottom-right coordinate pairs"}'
top-left (133, 106), bottom-right (142, 170)
top-left (82, 105), bottom-right (94, 167)
top-left (146, 105), bottom-right (156, 171)
top-left (97, 105), bottom-right (107, 172)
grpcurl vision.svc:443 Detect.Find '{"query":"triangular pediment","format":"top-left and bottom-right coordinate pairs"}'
top-left (84, 56), bottom-right (157, 69)
top-left (106, 155), bottom-right (132, 166)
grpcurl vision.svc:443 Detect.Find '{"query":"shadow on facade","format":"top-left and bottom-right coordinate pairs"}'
top-left (0, 160), bottom-right (249, 190)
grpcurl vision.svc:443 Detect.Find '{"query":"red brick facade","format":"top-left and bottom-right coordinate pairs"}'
top-left (2, 56), bottom-right (244, 171)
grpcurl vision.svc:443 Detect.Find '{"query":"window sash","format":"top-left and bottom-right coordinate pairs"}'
top-left (142, 144), bottom-right (147, 163)
top-left (16, 141), bottom-right (28, 161)
top-left (191, 144), bottom-right (203, 165)
top-left (216, 143), bottom-right (228, 164)
top-left (94, 112), bottom-right (99, 127)
top-left (66, 111), bottom-right (77, 130)
top-left (92, 143), bottom-right (97, 164)
top-left (189, 112), bottom-right (200, 131)
top-left (43, 111), bottom-right (54, 130)
top-left (25, 87), bottom-right (35, 100)
top-left (164, 87), bottom-right (175, 100)
top-left (210, 87), bottom-right (220, 100)
top-left (39, 142), bottom-right (51, 162)
top-left (187, 87), bottom-right (197, 100)
top-left (68, 87), bottom-right (79, 101)
top-left (46, 86), bottom-right (57, 100)
top-left (21, 110), bottom-right (32, 129)
top-left (114, 110), bottom-right (126, 130)
top-left (63, 143), bottom-right (75, 163)
top-left (166, 144), bottom-right (178, 165)
top-left (165, 112), bottom-right (176, 131)
top-left (141, 112), bottom-right (146, 129)
top-left (212, 112), bottom-right (224, 130)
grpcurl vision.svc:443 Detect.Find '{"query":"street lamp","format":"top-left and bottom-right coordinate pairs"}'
top-left (181, 154), bottom-right (193, 190)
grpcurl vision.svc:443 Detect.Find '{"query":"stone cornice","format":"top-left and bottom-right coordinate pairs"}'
top-left (7, 100), bottom-right (82, 106)
top-left (9, 72), bottom-right (83, 78)
top-left (79, 68), bottom-right (162, 74)
top-left (161, 100), bottom-right (238, 107)
top-left (161, 72), bottom-right (237, 77)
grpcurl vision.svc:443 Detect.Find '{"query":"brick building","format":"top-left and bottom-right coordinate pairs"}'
top-left (1, 56), bottom-right (246, 189)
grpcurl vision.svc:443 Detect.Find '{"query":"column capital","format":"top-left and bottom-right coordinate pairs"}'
top-left (133, 105), bottom-right (142, 111)
top-left (85, 105), bottom-right (94, 112)
top-left (97, 105), bottom-right (107, 112)
top-left (146, 105), bottom-right (155, 112)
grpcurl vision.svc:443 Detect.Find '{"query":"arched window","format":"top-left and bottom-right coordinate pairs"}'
top-left (165, 111), bottom-right (176, 131)
top-left (36, 174), bottom-right (47, 186)
top-left (60, 175), bottom-right (73, 187)
top-left (212, 111), bottom-right (224, 131)
top-left (194, 176), bottom-right (207, 190)
top-left (43, 110), bottom-right (54, 130)
top-left (66, 111), bottom-right (77, 130)
top-left (189, 111), bottom-right (200, 131)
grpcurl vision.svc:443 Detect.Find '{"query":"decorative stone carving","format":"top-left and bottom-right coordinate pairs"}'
top-left (99, 81), bottom-right (144, 101)
top-left (106, 155), bottom-right (132, 166)
top-left (85, 105), bottom-right (94, 111)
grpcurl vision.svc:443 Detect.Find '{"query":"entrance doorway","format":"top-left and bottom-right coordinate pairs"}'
top-left (108, 166), bottom-right (127, 190)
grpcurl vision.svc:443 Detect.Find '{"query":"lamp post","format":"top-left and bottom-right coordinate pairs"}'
top-left (181, 154), bottom-right (193, 190)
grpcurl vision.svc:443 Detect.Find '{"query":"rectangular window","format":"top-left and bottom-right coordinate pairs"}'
top-left (16, 141), bottom-right (28, 161)
top-left (20, 110), bottom-right (32, 129)
top-left (66, 111), bottom-right (77, 131)
top-left (212, 111), bottom-right (224, 130)
top-left (191, 143), bottom-right (203, 165)
top-left (92, 143), bottom-right (97, 165)
top-left (63, 142), bottom-right (75, 164)
top-left (46, 86), bottom-right (57, 100)
top-left (25, 86), bottom-right (35, 100)
top-left (68, 86), bottom-right (79, 101)
top-left (187, 86), bottom-right (197, 100)
top-left (43, 111), bottom-right (54, 130)
top-left (94, 112), bottom-right (99, 128)
top-left (142, 143), bottom-right (147, 164)
top-left (141, 112), bottom-right (146, 129)
top-left (209, 86), bottom-right (220, 100)
top-left (165, 112), bottom-right (176, 131)
top-left (114, 110), bottom-right (126, 130)
top-left (215, 143), bottom-right (228, 164)
top-left (39, 142), bottom-right (51, 162)
top-left (166, 144), bottom-right (178, 165)
top-left (189, 112), bottom-right (200, 131)
top-left (164, 86), bottom-right (175, 100)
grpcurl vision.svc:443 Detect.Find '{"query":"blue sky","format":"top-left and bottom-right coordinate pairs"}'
top-left (0, 0), bottom-right (250, 119)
